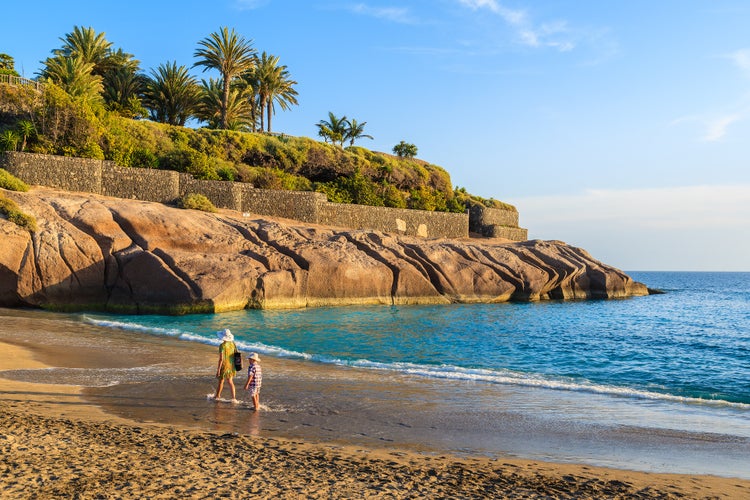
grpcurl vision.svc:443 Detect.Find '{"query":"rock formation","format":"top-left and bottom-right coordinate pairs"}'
top-left (0, 187), bottom-right (649, 314)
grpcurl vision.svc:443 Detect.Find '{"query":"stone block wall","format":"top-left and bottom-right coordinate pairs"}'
top-left (469, 204), bottom-right (519, 228)
top-left (319, 202), bottom-right (468, 239)
top-left (179, 175), bottom-right (242, 211)
top-left (239, 186), bottom-right (324, 223)
top-left (1, 151), bottom-right (528, 241)
top-left (484, 225), bottom-right (529, 241)
top-left (103, 165), bottom-right (180, 203)
top-left (1, 151), bottom-right (103, 194)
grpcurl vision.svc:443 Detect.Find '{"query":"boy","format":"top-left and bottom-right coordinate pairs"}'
top-left (243, 352), bottom-right (262, 411)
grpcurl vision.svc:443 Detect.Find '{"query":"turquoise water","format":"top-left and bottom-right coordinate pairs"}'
top-left (85, 271), bottom-right (750, 408)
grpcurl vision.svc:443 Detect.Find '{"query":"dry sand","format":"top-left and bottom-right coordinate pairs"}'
top-left (2, 319), bottom-right (750, 499)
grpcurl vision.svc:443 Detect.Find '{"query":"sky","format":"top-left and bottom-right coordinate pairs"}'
top-left (3, 0), bottom-right (749, 271)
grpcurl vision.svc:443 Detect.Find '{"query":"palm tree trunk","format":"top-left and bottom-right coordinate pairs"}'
top-left (259, 95), bottom-right (265, 132)
top-left (221, 77), bottom-right (230, 129)
top-left (267, 101), bottom-right (272, 133)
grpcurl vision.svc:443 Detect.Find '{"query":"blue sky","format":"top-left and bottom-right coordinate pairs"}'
top-left (3, 1), bottom-right (749, 271)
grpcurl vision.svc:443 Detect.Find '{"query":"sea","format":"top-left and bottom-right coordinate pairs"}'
top-left (43, 272), bottom-right (750, 477)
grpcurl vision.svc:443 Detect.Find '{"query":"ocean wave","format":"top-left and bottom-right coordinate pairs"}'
top-left (83, 315), bottom-right (750, 410)
top-left (84, 317), bottom-right (186, 338)
top-left (341, 360), bottom-right (750, 409)
top-left (83, 315), bottom-right (311, 359)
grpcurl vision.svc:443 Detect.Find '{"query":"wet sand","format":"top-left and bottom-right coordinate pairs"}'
top-left (1, 308), bottom-right (749, 498)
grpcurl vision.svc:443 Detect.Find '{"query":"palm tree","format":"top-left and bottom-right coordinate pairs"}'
top-left (193, 27), bottom-right (256, 129)
top-left (196, 78), bottom-right (254, 131)
top-left (344, 118), bottom-right (373, 146)
top-left (54, 26), bottom-right (112, 74)
top-left (143, 61), bottom-right (200, 126)
top-left (247, 52), bottom-right (298, 133)
top-left (234, 76), bottom-right (260, 132)
top-left (393, 141), bottom-right (418, 158)
top-left (105, 48), bottom-right (140, 75)
top-left (0, 53), bottom-right (19, 76)
top-left (316, 112), bottom-right (348, 146)
top-left (100, 48), bottom-right (143, 114)
top-left (16, 120), bottom-right (35, 152)
top-left (51, 26), bottom-right (143, 111)
top-left (40, 55), bottom-right (103, 103)
top-left (104, 67), bottom-right (146, 116)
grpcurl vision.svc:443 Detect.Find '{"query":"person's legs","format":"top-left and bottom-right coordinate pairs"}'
top-left (214, 378), bottom-right (225, 399)
top-left (252, 392), bottom-right (259, 410)
top-left (227, 377), bottom-right (237, 401)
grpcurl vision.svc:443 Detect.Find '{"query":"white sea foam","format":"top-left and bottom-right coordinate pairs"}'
top-left (84, 316), bottom-right (185, 337)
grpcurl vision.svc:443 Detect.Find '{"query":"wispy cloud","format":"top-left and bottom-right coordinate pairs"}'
top-left (726, 48), bottom-right (750, 78)
top-left (702, 113), bottom-right (743, 142)
top-left (344, 3), bottom-right (417, 24)
top-left (233, 0), bottom-right (269, 10)
top-left (673, 49), bottom-right (750, 141)
top-left (458, 0), bottom-right (574, 51)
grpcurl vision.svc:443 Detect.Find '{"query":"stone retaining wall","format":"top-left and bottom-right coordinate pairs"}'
top-left (1, 151), bottom-right (526, 240)
top-left (240, 186), bottom-right (325, 224)
top-left (179, 175), bottom-right (242, 211)
top-left (469, 204), bottom-right (519, 228)
top-left (1, 152), bottom-right (104, 194)
top-left (319, 202), bottom-right (468, 238)
top-left (103, 165), bottom-right (180, 203)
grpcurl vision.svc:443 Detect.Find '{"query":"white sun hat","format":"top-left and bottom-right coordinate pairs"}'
top-left (216, 329), bottom-right (234, 342)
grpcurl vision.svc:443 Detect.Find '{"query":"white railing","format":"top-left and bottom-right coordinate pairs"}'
top-left (0, 74), bottom-right (45, 92)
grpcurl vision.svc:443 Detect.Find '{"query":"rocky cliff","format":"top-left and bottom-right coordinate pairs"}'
top-left (0, 187), bottom-right (649, 314)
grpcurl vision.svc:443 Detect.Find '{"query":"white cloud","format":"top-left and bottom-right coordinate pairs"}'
top-left (677, 49), bottom-right (750, 141)
top-left (233, 0), bottom-right (269, 10)
top-left (346, 3), bottom-right (416, 24)
top-left (457, 0), bottom-right (574, 51)
top-left (702, 113), bottom-right (742, 142)
top-left (726, 48), bottom-right (750, 77)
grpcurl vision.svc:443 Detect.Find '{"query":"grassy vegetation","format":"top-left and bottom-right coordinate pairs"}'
top-left (1, 81), bottom-right (516, 214)
top-left (178, 193), bottom-right (218, 213)
top-left (0, 195), bottom-right (37, 232)
top-left (0, 168), bottom-right (29, 191)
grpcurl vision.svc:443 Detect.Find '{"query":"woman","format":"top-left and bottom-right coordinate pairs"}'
top-left (214, 328), bottom-right (238, 402)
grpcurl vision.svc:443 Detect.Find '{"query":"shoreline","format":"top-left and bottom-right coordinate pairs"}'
top-left (2, 309), bottom-right (750, 498)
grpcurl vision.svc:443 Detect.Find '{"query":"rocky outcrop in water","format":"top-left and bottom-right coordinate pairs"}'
top-left (0, 188), bottom-right (649, 313)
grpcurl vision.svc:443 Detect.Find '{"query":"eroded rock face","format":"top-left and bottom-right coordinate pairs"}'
top-left (0, 188), bottom-right (650, 314)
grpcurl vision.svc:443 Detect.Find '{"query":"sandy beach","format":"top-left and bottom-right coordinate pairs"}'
top-left (1, 308), bottom-right (749, 499)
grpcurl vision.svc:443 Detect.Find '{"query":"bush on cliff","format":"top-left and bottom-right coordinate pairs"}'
top-left (0, 168), bottom-right (29, 192)
top-left (0, 195), bottom-right (37, 232)
top-left (0, 82), bottom-right (102, 158)
top-left (178, 193), bottom-right (217, 213)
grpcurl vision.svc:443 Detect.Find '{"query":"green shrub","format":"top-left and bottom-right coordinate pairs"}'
top-left (249, 167), bottom-right (312, 191)
top-left (130, 148), bottom-right (159, 169)
top-left (0, 168), bottom-right (29, 192)
top-left (216, 164), bottom-right (237, 181)
top-left (78, 142), bottom-right (105, 160)
top-left (0, 195), bottom-right (37, 232)
top-left (177, 193), bottom-right (217, 213)
top-left (392, 141), bottom-right (418, 158)
top-left (159, 147), bottom-right (219, 180)
top-left (380, 183), bottom-right (407, 208)
top-left (317, 171), bottom-right (384, 206)
top-left (0, 129), bottom-right (19, 151)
